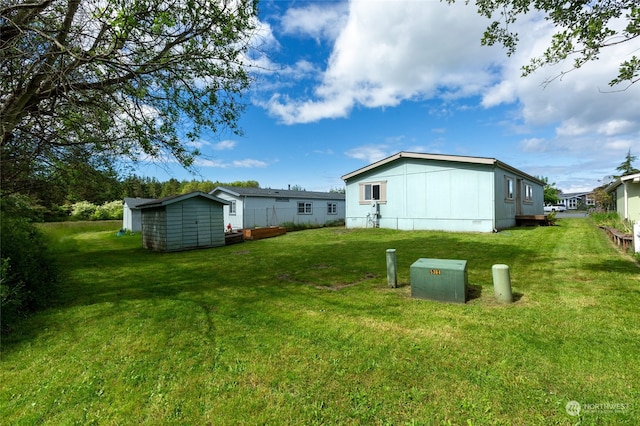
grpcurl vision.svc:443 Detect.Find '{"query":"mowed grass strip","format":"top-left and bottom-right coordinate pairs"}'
top-left (2, 219), bottom-right (638, 425)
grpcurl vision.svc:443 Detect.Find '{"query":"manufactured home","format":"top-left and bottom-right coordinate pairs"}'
top-left (341, 152), bottom-right (545, 232)
top-left (209, 186), bottom-right (345, 230)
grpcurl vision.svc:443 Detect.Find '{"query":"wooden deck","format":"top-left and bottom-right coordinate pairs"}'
top-left (515, 215), bottom-right (551, 227)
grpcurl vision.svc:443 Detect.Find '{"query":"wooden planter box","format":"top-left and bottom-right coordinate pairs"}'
top-left (242, 226), bottom-right (286, 240)
top-left (224, 232), bottom-right (245, 245)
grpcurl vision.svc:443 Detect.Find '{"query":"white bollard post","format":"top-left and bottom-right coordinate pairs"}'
top-left (492, 264), bottom-right (513, 303)
top-left (386, 249), bottom-right (397, 288)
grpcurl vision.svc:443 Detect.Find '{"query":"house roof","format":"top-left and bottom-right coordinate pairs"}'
top-left (341, 151), bottom-right (545, 185)
top-left (605, 172), bottom-right (640, 192)
top-left (621, 172), bottom-right (640, 183)
top-left (211, 186), bottom-right (345, 201)
top-left (137, 191), bottom-right (229, 209)
top-left (123, 197), bottom-right (158, 208)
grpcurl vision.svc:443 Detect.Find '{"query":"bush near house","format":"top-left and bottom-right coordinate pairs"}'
top-left (0, 216), bottom-right (58, 333)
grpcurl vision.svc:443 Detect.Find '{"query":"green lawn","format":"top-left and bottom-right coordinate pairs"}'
top-left (2, 219), bottom-right (638, 425)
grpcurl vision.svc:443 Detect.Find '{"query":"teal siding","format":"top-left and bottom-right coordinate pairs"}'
top-left (142, 196), bottom-right (225, 252)
top-left (344, 156), bottom-right (544, 232)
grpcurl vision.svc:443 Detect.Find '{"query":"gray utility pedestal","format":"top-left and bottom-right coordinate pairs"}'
top-left (410, 258), bottom-right (468, 303)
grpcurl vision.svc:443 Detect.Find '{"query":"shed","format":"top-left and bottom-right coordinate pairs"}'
top-left (209, 186), bottom-right (346, 230)
top-left (341, 151), bottom-right (545, 232)
top-left (123, 197), bottom-right (157, 232)
top-left (138, 191), bottom-right (229, 252)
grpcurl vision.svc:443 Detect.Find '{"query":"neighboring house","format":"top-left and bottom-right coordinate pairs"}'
top-left (607, 172), bottom-right (640, 223)
top-left (209, 186), bottom-right (346, 229)
top-left (559, 192), bottom-right (595, 210)
top-left (341, 151), bottom-right (545, 233)
top-left (123, 197), bottom-right (157, 232)
top-left (138, 191), bottom-right (228, 252)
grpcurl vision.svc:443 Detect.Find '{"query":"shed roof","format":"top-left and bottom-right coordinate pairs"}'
top-left (341, 151), bottom-right (544, 185)
top-left (137, 191), bottom-right (229, 209)
top-left (211, 186), bottom-right (345, 201)
top-left (123, 197), bottom-right (158, 208)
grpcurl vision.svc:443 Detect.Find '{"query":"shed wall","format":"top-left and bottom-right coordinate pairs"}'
top-left (142, 208), bottom-right (167, 251)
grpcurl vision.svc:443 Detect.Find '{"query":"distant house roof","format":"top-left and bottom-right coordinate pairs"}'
top-left (211, 186), bottom-right (345, 201)
top-left (341, 151), bottom-right (545, 185)
top-left (560, 192), bottom-right (592, 199)
top-left (123, 197), bottom-right (158, 208)
top-left (137, 191), bottom-right (229, 209)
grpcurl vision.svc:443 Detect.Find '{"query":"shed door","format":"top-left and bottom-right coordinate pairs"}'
top-left (182, 206), bottom-right (199, 248)
top-left (182, 205), bottom-right (213, 248)
top-left (196, 207), bottom-right (212, 247)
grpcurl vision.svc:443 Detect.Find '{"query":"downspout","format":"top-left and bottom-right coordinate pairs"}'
top-left (623, 181), bottom-right (629, 220)
top-left (491, 164), bottom-right (497, 232)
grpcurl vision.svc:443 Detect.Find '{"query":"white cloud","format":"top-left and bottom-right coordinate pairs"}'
top-left (193, 157), bottom-right (268, 168)
top-left (344, 145), bottom-right (392, 164)
top-left (280, 3), bottom-right (348, 42)
top-left (195, 158), bottom-right (227, 167)
top-left (232, 159), bottom-right (268, 168)
top-left (264, 1), bottom-right (501, 124)
top-left (213, 140), bottom-right (237, 150)
top-left (519, 138), bottom-right (549, 153)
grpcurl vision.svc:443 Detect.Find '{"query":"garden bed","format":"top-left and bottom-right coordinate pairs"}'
top-left (601, 226), bottom-right (633, 250)
top-left (242, 226), bottom-right (286, 240)
top-left (224, 232), bottom-right (245, 245)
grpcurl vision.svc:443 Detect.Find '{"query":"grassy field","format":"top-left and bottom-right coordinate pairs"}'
top-left (2, 218), bottom-right (638, 425)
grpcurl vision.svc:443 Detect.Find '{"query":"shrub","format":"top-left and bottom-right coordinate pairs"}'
top-left (71, 200), bottom-right (97, 219)
top-left (93, 200), bottom-right (123, 220)
top-left (588, 210), bottom-right (633, 233)
top-left (0, 215), bottom-right (58, 334)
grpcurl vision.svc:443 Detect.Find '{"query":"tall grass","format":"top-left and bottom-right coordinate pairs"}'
top-left (2, 218), bottom-right (638, 425)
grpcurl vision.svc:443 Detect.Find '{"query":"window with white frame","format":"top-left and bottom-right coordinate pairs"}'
top-left (359, 181), bottom-right (387, 204)
top-left (298, 202), bottom-right (312, 214)
top-left (229, 200), bottom-right (236, 215)
top-left (524, 183), bottom-right (533, 203)
top-left (327, 202), bottom-right (337, 214)
top-left (505, 177), bottom-right (515, 201)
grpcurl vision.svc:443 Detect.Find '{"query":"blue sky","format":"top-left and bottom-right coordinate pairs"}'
top-left (136, 0), bottom-right (640, 193)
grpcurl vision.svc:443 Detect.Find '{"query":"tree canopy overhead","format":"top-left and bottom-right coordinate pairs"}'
top-left (0, 0), bottom-right (258, 195)
top-left (452, 0), bottom-right (640, 87)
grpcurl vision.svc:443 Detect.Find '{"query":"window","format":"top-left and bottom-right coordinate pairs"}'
top-left (229, 200), bottom-right (236, 215)
top-left (524, 183), bottom-right (533, 203)
top-left (359, 181), bottom-right (387, 204)
top-left (327, 202), bottom-right (337, 215)
top-left (298, 202), bottom-right (312, 214)
top-left (505, 177), bottom-right (515, 201)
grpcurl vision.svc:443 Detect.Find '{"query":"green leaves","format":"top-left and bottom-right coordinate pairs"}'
top-left (1, 0), bottom-right (258, 195)
top-left (459, 0), bottom-right (640, 87)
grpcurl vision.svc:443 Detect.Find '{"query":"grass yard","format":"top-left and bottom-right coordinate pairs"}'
top-left (2, 218), bottom-right (639, 425)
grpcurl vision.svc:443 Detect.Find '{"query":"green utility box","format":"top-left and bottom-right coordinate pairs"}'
top-left (410, 258), bottom-right (468, 303)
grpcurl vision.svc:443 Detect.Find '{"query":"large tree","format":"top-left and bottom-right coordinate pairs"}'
top-left (452, 0), bottom-right (640, 87)
top-left (616, 149), bottom-right (639, 176)
top-left (1, 0), bottom-right (257, 195)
